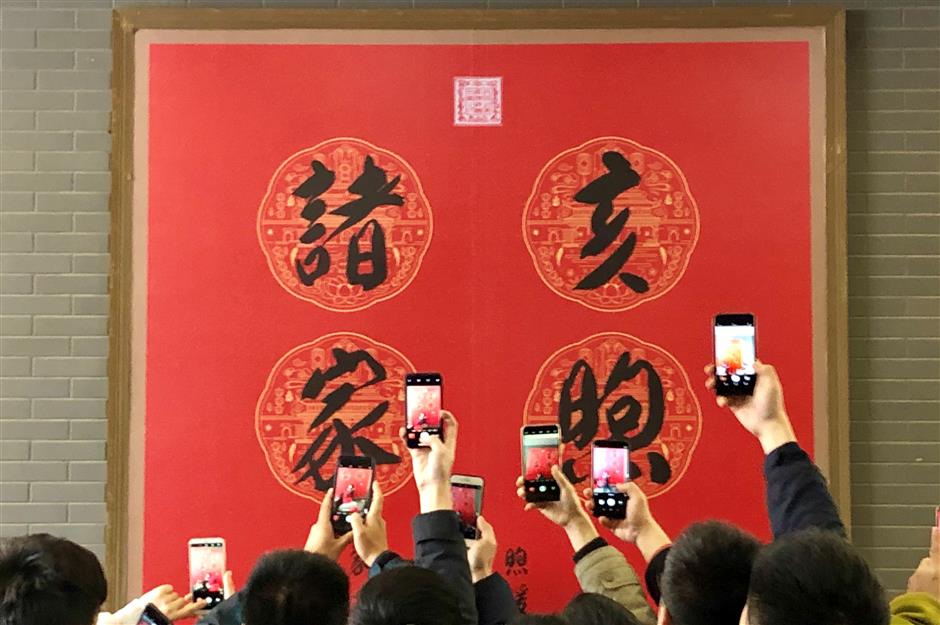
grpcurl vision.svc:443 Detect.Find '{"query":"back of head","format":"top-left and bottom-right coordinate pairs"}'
top-left (351, 565), bottom-right (461, 625)
top-left (562, 592), bottom-right (641, 625)
top-left (242, 549), bottom-right (349, 625)
top-left (513, 616), bottom-right (569, 625)
top-left (747, 529), bottom-right (889, 625)
top-left (0, 533), bottom-right (107, 625)
top-left (660, 520), bottom-right (760, 625)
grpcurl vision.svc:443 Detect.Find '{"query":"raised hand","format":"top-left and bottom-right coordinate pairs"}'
top-left (516, 462), bottom-right (599, 552)
top-left (304, 487), bottom-right (354, 560)
top-left (350, 482), bottom-right (389, 567)
top-left (467, 515), bottom-right (498, 583)
top-left (583, 481), bottom-right (671, 563)
top-left (403, 410), bottom-right (458, 512)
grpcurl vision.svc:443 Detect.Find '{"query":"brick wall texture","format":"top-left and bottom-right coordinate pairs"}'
top-left (1, 0), bottom-right (938, 598)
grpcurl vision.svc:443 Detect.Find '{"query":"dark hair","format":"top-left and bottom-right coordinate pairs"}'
top-left (562, 592), bottom-right (641, 625)
top-left (512, 616), bottom-right (569, 625)
top-left (0, 534), bottom-right (107, 625)
top-left (352, 565), bottom-right (462, 625)
top-left (747, 529), bottom-right (889, 625)
top-left (660, 520), bottom-right (761, 625)
top-left (242, 550), bottom-right (349, 625)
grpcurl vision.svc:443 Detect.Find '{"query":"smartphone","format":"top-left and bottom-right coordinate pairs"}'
top-left (592, 440), bottom-right (630, 519)
top-left (188, 537), bottom-right (226, 613)
top-left (405, 372), bottom-right (443, 448)
top-left (451, 474), bottom-right (484, 539)
top-left (138, 604), bottom-right (172, 625)
top-left (331, 455), bottom-right (375, 535)
top-left (714, 313), bottom-right (757, 396)
top-left (521, 424), bottom-right (561, 502)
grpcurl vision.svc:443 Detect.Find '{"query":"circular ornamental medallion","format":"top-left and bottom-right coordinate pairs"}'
top-left (256, 332), bottom-right (414, 502)
top-left (258, 138), bottom-right (433, 311)
top-left (523, 137), bottom-right (699, 312)
top-left (523, 332), bottom-right (702, 499)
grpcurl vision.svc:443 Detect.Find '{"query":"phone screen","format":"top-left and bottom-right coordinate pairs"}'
top-left (714, 314), bottom-right (757, 395)
top-left (522, 426), bottom-right (561, 501)
top-left (406, 373), bottom-right (442, 447)
top-left (451, 479), bottom-right (483, 539)
top-left (592, 442), bottom-right (629, 518)
top-left (188, 539), bottom-right (225, 610)
top-left (332, 461), bottom-right (374, 534)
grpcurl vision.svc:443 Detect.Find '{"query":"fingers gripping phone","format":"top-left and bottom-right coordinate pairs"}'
top-left (592, 440), bottom-right (630, 519)
top-left (714, 313), bottom-right (757, 396)
top-left (406, 373), bottom-right (443, 448)
top-left (451, 474), bottom-right (484, 540)
top-left (521, 425), bottom-right (561, 502)
top-left (332, 455), bottom-right (375, 535)
top-left (188, 537), bottom-right (226, 613)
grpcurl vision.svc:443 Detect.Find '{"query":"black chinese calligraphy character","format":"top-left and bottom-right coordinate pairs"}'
top-left (292, 156), bottom-right (402, 291)
top-left (514, 584), bottom-right (529, 613)
top-left (573, 152), bottom-right (649, 293)
top-left (558, 351), bottom-right (670, 485)
top-left (504, 546), bottom-right (529, 577)
top-left (291, 347), bottom-right (400, 491)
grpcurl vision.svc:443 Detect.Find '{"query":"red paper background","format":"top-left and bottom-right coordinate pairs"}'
top-left (145, 39), bottom-right (813, 611)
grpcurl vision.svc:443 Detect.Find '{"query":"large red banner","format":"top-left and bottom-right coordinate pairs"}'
top-left (143, 38), bottom-right (813, 611)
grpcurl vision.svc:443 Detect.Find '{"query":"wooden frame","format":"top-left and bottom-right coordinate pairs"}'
top-left (108, 6), bottom-right (846, 607)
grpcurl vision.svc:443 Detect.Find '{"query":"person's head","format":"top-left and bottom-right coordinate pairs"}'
top-left (352, 565), bottom-right (461, 625)
top-left (0, 533), bottom-right (107, 625)
top-left (659, 521), bottom-right (761, 625)
top-left (744, 529), bottom-right (889, 625)
top-left (242, 549), bottom-right (349, 625)
top-left (563, 592), bottom-right (641, 625)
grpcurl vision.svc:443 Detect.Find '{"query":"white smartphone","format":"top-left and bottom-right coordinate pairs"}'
top-left (188, 537), bottom-right (226, 613)
top-left (451, 474), bottom-right (484, 539)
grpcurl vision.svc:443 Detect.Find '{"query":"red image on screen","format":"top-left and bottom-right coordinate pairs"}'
top-left (333, 467), bottom-right (372, 517)
top-left (407, 385), bottom-right (441, 430)
top-left (525, 447), bottom-right (559, 481)
top-left (452, 485), bottom-right (479, 529)
top-left (593, 447), bottom-right (627, 490)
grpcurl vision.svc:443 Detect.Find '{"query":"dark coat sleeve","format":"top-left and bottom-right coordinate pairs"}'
top-left (412, 510), bottom-right (479, 625)
top-left (643, 546), bottom-right (670, 606)
top-left (764, 442), bottom-right (845, 538)
top-left (475, 572), bottom-right (520, 625)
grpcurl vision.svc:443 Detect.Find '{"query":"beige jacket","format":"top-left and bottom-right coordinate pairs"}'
top-left (574, 544), bottom-right (657, 625)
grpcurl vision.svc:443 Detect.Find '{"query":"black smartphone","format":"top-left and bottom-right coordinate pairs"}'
top-left (521, 424), bottom-right (561, 502)
top-left (451, 474), bottom-right (484, 539)
top-left (187, 537), bottom-right (226, 613)
top-left (138, 604), bottom-right (172, 625)
top-left (591, 440), bottom-right (630, 519)
top-left (405, 373), bottom-right (443, 448)
top-left (331, 455), bottom-right (375, 535)
top-left (714, 313), bottom-right (757, 396)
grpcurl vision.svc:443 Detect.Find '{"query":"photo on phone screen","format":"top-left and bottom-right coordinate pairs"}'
top-left (188, 538), bottom-right (225, 612)
top-left (406, 373), bottom-right (442, 448)
top-left (592, 440), bottom-right (629, 519)
top-left (714, 314), bottom-right (757, 396)
top-left (138, 604), bottom-right (172, 625)
top-left (451, 475), bottom-right (484, 540)
top-left (331, 456), bottom-right (374, 535)
top-left (522, 425), bottom-right (561, 502)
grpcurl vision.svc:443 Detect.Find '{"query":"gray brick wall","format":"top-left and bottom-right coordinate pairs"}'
top-left (1, 0), bottom-right (937, 598)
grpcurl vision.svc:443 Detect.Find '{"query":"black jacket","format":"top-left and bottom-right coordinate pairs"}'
top-left (643, 441), bottom-right (845, 603)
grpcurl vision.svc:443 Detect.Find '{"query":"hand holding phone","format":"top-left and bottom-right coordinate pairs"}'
top-left (406, 373), bottom-right (443, 448)
top-left (591, 440), bottom-right (630, 519)
top-left (188, 538), bottom-right (226, 613)
top-left (331, 456), bottom-right (375, 536)
top-left (521, 425), bottom-right (561, 502)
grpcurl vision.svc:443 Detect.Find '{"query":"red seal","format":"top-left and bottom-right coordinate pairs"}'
top-left (258, 138), bottom-right (433, 311)
top-left (523, 333), bottom-right (701, 499)
top-left (523, 137), bottom-right (699, 312)
top-left (255, 332), bottom-right (414, 502)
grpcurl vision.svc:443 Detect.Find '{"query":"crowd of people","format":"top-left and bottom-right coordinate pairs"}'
top-left (1, 362), bottom-right (938, 625)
